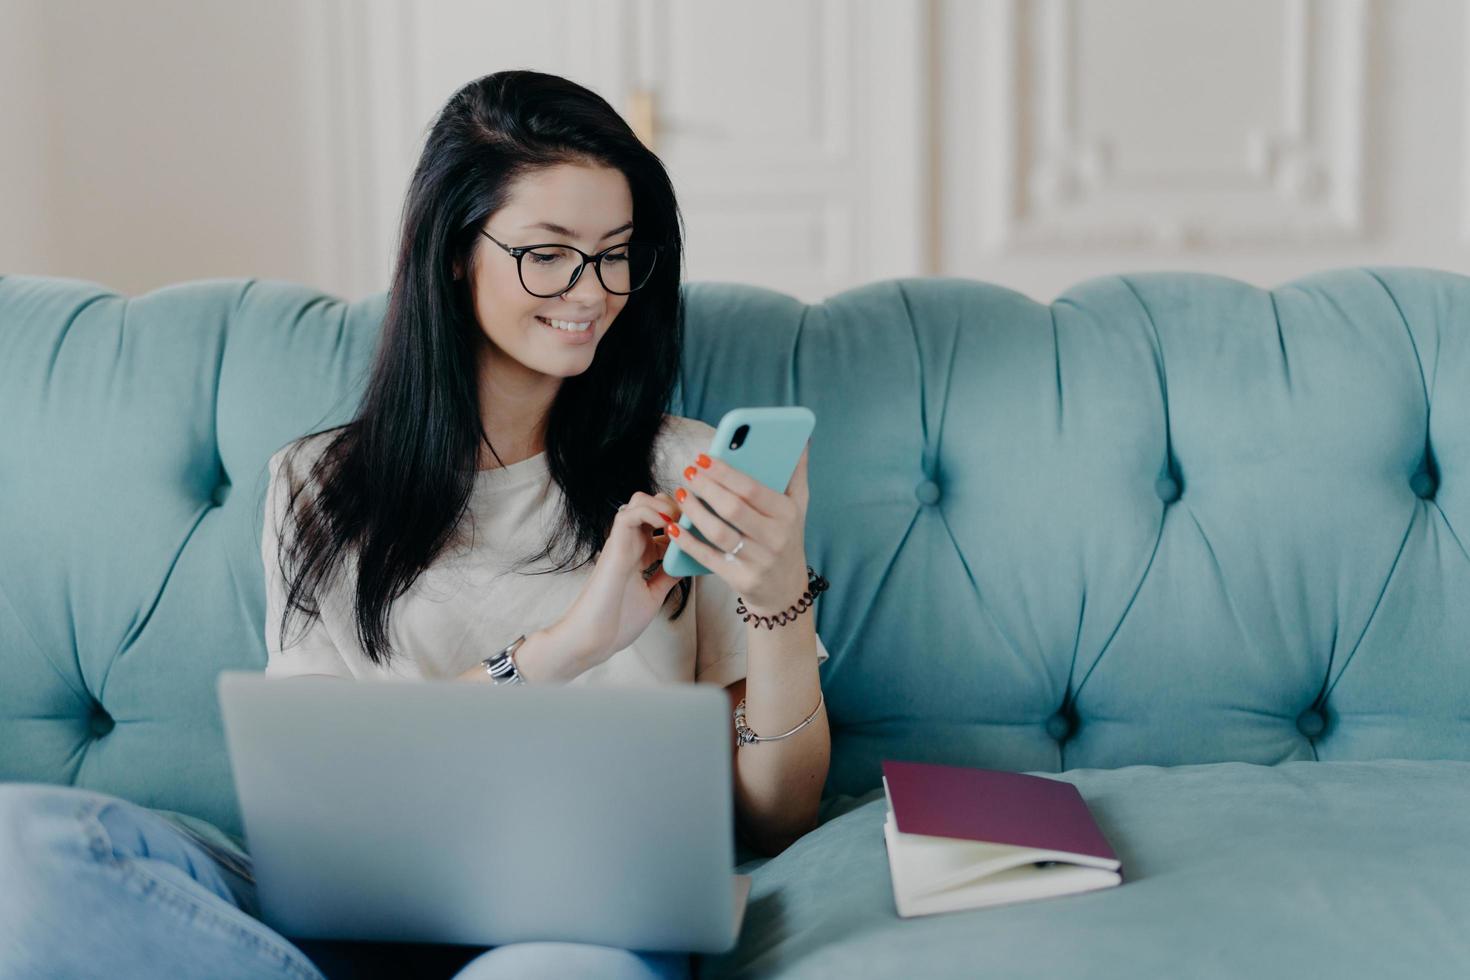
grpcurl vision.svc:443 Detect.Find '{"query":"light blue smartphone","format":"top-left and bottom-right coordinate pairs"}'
top-left (661, 405), bottom-right (817, 578)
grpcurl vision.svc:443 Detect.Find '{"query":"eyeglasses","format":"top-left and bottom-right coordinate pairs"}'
top-left (479, 229), bottom-right (663, 298)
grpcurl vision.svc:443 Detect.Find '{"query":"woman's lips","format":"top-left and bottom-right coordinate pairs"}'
top-left (535, 315), bottom-right (596, 344)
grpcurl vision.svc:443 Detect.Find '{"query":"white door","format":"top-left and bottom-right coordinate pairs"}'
top-left (306, 0), bottom-right (931, 303)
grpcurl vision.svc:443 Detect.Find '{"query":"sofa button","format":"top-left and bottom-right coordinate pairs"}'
top-left (1296, 708), bottom-right (1326, 738)
top-left (1045, 710), bottom-right (1073, 741)
top-left (1155, 476), bottom-right (1180, 503)
top-left (211, 483), bottom-right (231, 507)
top-left (1410, 472), bottom-right (1436, 499)
top-left (89, 709), bottom-right (115, 739)
top-left (915, 479), bottom-right (942, 506)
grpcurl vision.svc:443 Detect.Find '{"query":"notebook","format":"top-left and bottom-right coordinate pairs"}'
top-left (881, 760), bottom-right (1123, 918)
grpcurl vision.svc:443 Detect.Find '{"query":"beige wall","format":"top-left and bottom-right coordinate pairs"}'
top-left (4, 0), bottom-right (1469, 304)
top-left (0, 0), bottom-right (50, 273)
top-left (0, 0), bottom-right (320, 293)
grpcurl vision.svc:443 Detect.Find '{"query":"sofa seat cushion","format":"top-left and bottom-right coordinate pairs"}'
top-left (708, 759), bottom-right (1470, 979)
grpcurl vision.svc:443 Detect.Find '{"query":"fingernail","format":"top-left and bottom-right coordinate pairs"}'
top-left (658, 511), bottom-right (673, 523)
top-left (683, 465), bottom-right (698, 481)
top-left (675, 488), bottom-right (687, 503)
top-left (666, 523), bottom-right (681, 537)
top-left (696, 453), bottom-right (712, 469)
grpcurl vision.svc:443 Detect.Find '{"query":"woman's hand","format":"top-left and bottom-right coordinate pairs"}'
top-left (554, 489), bottom-right (687, 667)
top-left (665, 441), bottom-right (813, 615)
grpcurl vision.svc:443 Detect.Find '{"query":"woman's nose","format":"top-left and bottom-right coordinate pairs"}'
top-left (563, 261), bottom-right (610, 302)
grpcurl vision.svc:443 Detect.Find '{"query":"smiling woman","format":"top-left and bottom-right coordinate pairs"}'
top-left (272, 70), bottom-right (692, 675)
top-left (461, 164), bottom-right (639, 358)
top-left (0, 69), bottom-right (755, 980)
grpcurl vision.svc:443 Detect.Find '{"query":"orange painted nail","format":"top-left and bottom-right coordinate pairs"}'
top-left (675, 488), bottom-right (687, 503)
top-left (658, 511), bottom-right (673, 523)
top-left (683, 465), bottom-right (698, 481)
top-left (696, 453), bottom-right (712, 468)
top-left (666, 523), bottom-right (681, 537)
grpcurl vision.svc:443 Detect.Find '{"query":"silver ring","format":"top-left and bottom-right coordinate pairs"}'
top-left (617, 503), bottom-right (628, 511)
top-left (724, 536), bottom-right (745, 562)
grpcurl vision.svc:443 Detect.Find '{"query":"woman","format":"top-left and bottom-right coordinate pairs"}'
top-left (0, 71), bottom-right (829, 979)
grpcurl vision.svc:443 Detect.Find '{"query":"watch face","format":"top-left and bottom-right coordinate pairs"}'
top-left (483, 649), bottom-right (519, 683)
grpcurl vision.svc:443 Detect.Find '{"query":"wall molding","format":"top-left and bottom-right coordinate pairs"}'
top-left (302, 0), bottom-right (422, 301)
top-left (980, 0), bottom-right (1368, 252)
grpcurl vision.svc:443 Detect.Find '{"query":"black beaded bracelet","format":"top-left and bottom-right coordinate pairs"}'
top-left (735, 565), bottom-right (829, 630)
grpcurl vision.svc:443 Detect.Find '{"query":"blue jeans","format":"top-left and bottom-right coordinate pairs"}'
top-left (0, 783), bottom-right (692, 980)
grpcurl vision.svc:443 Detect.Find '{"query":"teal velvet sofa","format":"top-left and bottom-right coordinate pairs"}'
top-left (3, 268), bottom-right (1468, 978)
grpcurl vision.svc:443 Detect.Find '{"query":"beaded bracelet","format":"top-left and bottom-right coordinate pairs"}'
top-left (735, 565), bottom-right (829, 630)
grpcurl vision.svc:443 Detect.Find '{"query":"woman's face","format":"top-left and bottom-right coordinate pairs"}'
top-left (464, 162), bottom-right (634, 380)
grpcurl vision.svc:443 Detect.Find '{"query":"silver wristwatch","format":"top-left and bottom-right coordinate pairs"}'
top-left (481, 633), bottom-right (528, 685)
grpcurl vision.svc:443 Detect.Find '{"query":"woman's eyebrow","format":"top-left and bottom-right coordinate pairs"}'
top-left (522, 220), bottom-right (634, 241)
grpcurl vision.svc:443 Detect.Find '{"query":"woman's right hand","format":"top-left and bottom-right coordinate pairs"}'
top-left (551, 490), bottom-right (687, 670)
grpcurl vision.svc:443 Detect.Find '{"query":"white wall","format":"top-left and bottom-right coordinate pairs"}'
top-left (2, 0), bottom-right (1468, 304)
top-left (938, 0), bottom-right (1470, 300)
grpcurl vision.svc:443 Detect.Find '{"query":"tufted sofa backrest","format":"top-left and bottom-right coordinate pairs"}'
top-left (3, 269), bottom-right (1468, 840)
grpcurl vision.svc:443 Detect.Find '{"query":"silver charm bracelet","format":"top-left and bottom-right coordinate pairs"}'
top-left (734, 690), bottom-right (824, 745)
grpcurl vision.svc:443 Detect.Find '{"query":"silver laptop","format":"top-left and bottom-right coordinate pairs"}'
top-left (216, 671), bottom-right (751, 954)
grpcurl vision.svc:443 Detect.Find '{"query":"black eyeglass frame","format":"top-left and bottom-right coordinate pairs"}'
top-left (478, 229), bottom-right (664, 298)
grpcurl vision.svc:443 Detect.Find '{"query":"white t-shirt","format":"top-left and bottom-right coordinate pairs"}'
top-left (261, 414), bottom-right (828, 686)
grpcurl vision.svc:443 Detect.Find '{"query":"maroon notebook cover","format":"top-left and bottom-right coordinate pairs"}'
top-left (882, 760), bottom-right (1117, 862)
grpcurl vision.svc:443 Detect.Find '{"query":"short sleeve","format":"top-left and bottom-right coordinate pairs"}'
top-left (692, 571), bottom-right (830, 688)
top-left (261, 445), bottom-right (354, 679)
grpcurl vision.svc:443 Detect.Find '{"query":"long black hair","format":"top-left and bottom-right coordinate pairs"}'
top-left (272, 70), bottom-right (690, 667)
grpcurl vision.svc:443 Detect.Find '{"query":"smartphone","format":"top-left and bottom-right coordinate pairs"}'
top-left (661, 406), bottom-right (817, 578)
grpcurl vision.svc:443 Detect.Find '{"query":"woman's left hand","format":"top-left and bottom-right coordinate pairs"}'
top-left (666, 440), bottom-right (813, 614)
